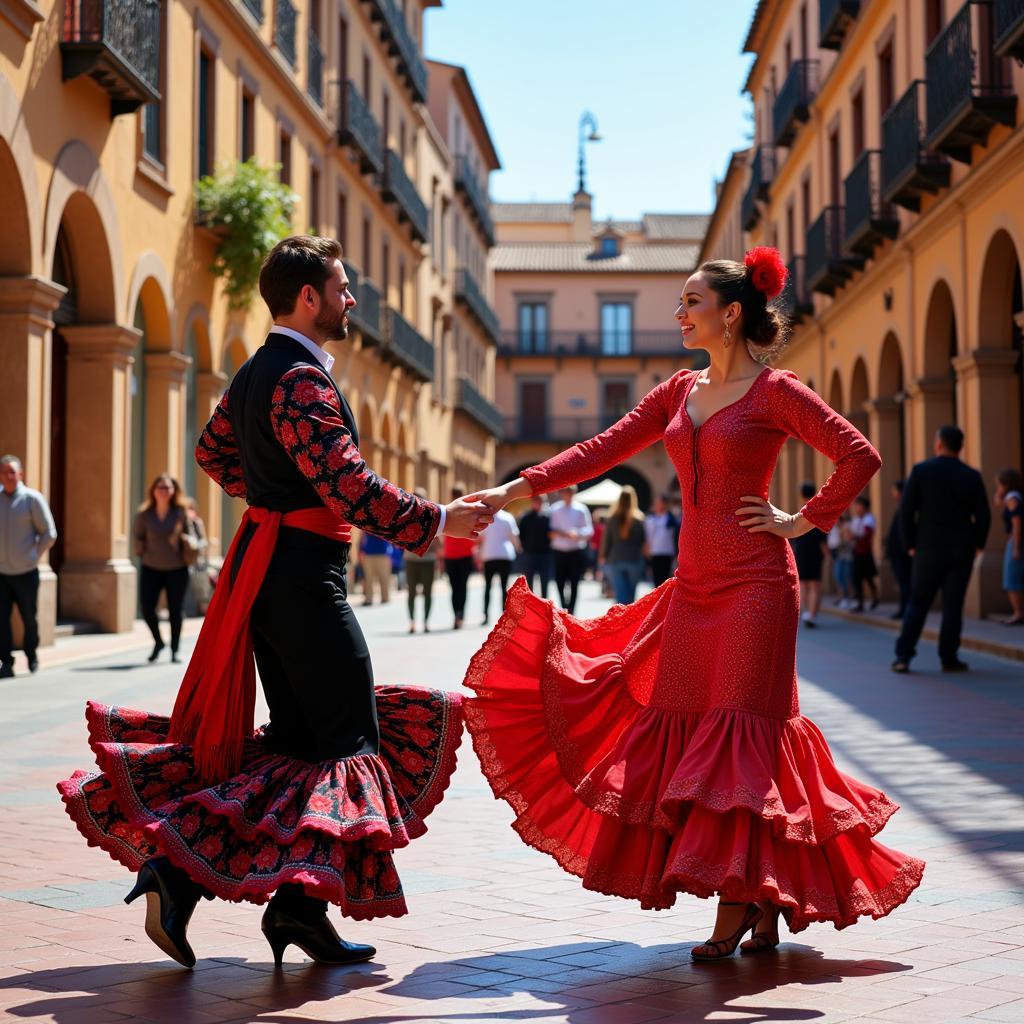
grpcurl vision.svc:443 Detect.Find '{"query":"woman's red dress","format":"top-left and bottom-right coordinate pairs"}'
top-left (465, 367), bottom-right (924, 932)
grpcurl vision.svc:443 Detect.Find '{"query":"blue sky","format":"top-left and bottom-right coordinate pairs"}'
top-left (425, 0), bottom-right (755, 221)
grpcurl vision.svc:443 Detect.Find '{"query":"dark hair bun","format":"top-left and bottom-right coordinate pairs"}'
top-left (744, 302), bottom-right (783, 348)
top-left (698, 255), bottom-right (789, 352)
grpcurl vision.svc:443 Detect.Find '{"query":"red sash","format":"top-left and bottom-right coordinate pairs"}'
top-left (169, 506), bottom-right (352, 781)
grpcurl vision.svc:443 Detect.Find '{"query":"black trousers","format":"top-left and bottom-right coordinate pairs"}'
top-left (650, 555), bottom-right (674, 588)
top-left (890, 556), bottom-right (913, 616)
top-left (140, 566), bottom-right (190, 653)
top-left (522, 552), bottom-right (551, 599)
top-left (895, 547), bottom-right (975, 664)
top-left (0, 569), bottom-right (40, 665)
top-left (446, 556), bottom-right (474, 620)
top-left (482, 559), bottom-right (512, 619)
top-left (553, 549), bottom-right (587, 615)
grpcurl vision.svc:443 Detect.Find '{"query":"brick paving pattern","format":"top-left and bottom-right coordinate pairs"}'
top-left (2, 578), bottom-right (1023, 1024)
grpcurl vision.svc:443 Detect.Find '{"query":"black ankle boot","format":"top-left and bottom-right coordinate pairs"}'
top-left (147, 641), bottom-right (165, 663)
top-left (125, 856), bottom-right (202, 968)
top-left (260, 904), bottom-right (375, 967)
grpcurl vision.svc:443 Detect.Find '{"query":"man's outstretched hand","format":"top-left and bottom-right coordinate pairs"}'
top-left (443, 497), bottom-right (496, 539)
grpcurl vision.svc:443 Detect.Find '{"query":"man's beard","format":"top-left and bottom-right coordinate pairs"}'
top-left (315, 303), bottom-right (348, 341)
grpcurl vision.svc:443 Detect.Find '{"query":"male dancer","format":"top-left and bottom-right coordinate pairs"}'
top-left (59, 236), bottom-right (491, 968)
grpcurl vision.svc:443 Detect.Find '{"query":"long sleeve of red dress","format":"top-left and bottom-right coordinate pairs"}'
top-left (768, 370), bottom-right (881, 533)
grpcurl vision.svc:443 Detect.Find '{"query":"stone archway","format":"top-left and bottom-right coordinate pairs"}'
top-left (847, 358), bottom-right (870, 440)
top-left (827, 369), bottom-right (843, 413)
top-left (380, 413), bottom-right (396, 483)
top-left (397, 421), bottom-right (414, 492)
top-left (913, 279), bottom-right (960, 452)
top-left (578, 465), bottom-right (653, 511)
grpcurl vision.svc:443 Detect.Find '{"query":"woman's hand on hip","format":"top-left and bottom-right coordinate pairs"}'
top-left (735, 496), bottom-right (807, 538)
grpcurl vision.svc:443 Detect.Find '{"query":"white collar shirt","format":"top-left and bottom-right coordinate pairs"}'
top-left (270, 325), bottom-right (335, 374)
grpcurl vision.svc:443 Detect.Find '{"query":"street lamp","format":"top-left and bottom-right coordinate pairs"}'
top-left (577, 111), bottom-right (602, 193)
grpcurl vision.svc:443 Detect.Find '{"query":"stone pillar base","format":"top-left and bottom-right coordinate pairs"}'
top-left (59, 560), bottom-right (137, 633)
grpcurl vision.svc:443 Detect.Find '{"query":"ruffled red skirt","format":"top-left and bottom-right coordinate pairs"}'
top-left (464, 579), bottom-right (924, 933)
top-left (57, 686), bottom-right (462, 920)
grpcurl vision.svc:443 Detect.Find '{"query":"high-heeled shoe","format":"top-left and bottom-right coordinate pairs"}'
top-left (691, 901), bottom-right (762, 961)
top-left (741, 903), bottom-right (781, 954)
top-left (124, 856), bottom-right (201, 968)
top-left (147, 641), bottom-right (165, 663)
top-left (261, 904), bottom-right (375, 967)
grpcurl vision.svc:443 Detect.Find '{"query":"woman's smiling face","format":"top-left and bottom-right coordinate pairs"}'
top-left (675, 271), bottom-right (729, 352)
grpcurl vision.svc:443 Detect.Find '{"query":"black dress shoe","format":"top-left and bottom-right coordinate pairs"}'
top-left (261, 904), bottom-right (375, 967)
top-left (125, 857), bottom-right (202, 968)
top-left (0, 664), bottom-right (13, 679)
top-left (27, 656), bottom-right (39, 673)
top-left (941, 659), bottom-right (969, 672)
top-left (170, 651), bottom-right (181, 664)
top-left (890, 659), bottom-right (910, 673)
top-left (147, 642), bottom-right (165, 663)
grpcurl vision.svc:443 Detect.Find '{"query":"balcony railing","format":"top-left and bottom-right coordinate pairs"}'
top-left (241, 0), bottom-right (264, 21)
top-left (819, 0), bottom-right (861, 49)
top-left (995, 0), bottom-right (1024, 58)
top-left (362, 0), bottom-right (428, 103)
top-left (741, 146), bottom-right (775, 231)
top-left (498, 330), bottom-right (685, 358)
top-left (502, 415), bottom-right (623, 445)
top-left (455, 378), bottom-right (504, 439)
top-left (806, 206), bottom-right (862, 296)
top-left (881, 80), bottom-right (951, 211)
top-left (381, 149), bottom-right (429, 243)
top-left (338, 80), bottom-right (383, 176)
top-left (773, 59), bottom-right (819, 147)
top-left (454, 269), bottom-right (501, 344)
top-left (307, 30), bottom-right (323, 106)
top-left (455, 156), bottom-right (495, 247)
top-left (778, 256), bottom-right (814, 323)
top-left (383, 308), bottom-right (434, 381)
top-left (274, 0), bottom-right (297, 67)
top-left (60, 0), bottom-right (161, 115)
top-left (843, 150), bottom-right (899, 257)
top-left (342, 262), bottom-right (383, 345)
top-left (925, 0), bottom-right (1016, 163)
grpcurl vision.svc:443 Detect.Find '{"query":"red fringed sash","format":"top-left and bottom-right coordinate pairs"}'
top-left (169, 506), bottom-right (351, 781)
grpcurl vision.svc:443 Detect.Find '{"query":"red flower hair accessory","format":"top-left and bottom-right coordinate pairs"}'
top-left (744, 246), bottom-right (788, 300)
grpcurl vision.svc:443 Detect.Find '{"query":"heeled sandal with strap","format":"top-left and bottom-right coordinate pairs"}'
top-left (741, 905), bottom-right (781, 954)
top-left (691, 901), bottom-right (763, 961)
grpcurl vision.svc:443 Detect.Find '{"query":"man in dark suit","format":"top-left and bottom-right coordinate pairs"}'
top-left (892, 425), bottom-right (991, 673)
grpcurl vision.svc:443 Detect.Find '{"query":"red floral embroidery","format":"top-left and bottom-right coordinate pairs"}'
top-left (195, 391), bottom-right (247, 499)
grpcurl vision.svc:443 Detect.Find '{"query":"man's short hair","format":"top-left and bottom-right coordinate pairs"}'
top-left (854, 494), bottom-right (870, 508)
top-left (0, 455), bottom-right (22, 471)
top-left (937, 424), bottom-right (964, 453)
top-left (258, 235), bottom-right (343, 319)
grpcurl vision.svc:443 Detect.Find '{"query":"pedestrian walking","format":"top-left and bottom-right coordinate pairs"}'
top-left (549, 485), bottom-right (593, 615)
top-left (517, 495), bottom-right (552, 598)
top-left (478, 508), bottom-right (521, 625)
top-left (827, 512), bottom-right (855, 608)
top-left (0, 454), bottom-right (56, 678)
top-left (405, 488), bottom-right (442, 634)
top-left (850, 495), bottom-right (880, 611)
top-left (134, 473), bottom-right (192, 664)
top-left (464, 247), bottom-right (923, 959)
top-left (789, 481), bottom-right (828, 628)
top-left (885, 480), bottom-right (912, 620)
top-left (893, 425), bottom-right (991, 673)
top-left (995, 468), bottom-right (1023, 625)
top-left (444, 486), bottom-right (476, 629)
top-left (601, 484), bottom-right (648, 605)
top-left (644, 494), bottom-right (679, 586)
top-left (359, 532), bottom-right (393, 605)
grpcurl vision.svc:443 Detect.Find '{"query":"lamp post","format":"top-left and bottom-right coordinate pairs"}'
top-left (577, 111), bottom-right (602, 193)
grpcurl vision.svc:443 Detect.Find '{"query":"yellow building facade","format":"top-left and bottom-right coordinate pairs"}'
top-left (703, 0), bottom-right (1024, 616)
top-left (0, 0), bottom-right (499, 642)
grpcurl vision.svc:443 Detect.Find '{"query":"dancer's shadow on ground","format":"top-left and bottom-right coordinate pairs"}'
top-left (0, 942), bottom-right (914, 1024)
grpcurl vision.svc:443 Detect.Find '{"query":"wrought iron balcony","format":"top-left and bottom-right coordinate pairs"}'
top-left (819, 0), bottom-right (861, 49)
top-left (498, 330), bottom-right (685, 359)
top-left (995, 0), bottom-right (1024, 58)
top-left (925, 0), bottom-right (1016, 163)
top-left (307, 30), bottom-right (324, 106)
top-left (381, 149), bottom-right (429, 243)
top-left (881, 80), bottom-right (951, 211)
top-left (843, 150), bottom-right (899, 258)
top-left (338, 80), bottom-right (383, 177)
top-left (455, 156), bottom-right (495, 247)
top-left (502, 415), bottom-right (623, 445)
top-left (273, 0), bottom-right (297, 67)
top-left (806, 206), bottom-right (862, 296)
top-left (778, 256), bottom-right (814, 323)
top-left (241, 0), bottom-right (264, 21)
top-left (454, 269), bottom-right (501, 344)
top-left (362, 0), bottom-right (428, 103)
top-left (455, 378), bottom-right (504, 439)
top-left (60, 0), bottom-right (161, 115)
top-left (383, 308), bottom-right (434, 381)
top-left (741, 146), bottom-right (775, 231)
top-left (342, 262), bottom-right (383, 345)
top-left (773, 59), bottom-right (819, 147)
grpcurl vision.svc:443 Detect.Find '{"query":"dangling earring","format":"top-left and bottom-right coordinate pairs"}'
top-left (723, 321), bottom-right (732, 348)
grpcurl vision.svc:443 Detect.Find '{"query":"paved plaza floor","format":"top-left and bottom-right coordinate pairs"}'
top-left (2, 577), bottom-right (1023, 1024)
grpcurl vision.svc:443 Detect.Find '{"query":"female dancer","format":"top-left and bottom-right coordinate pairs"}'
top-left (463, 248), bottom-right (924, 959)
